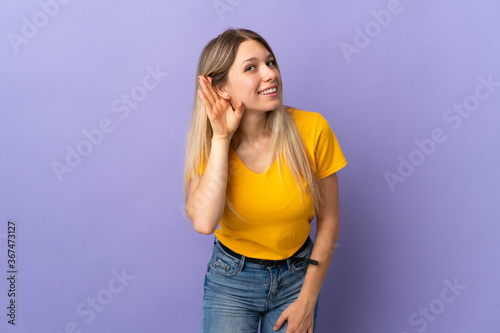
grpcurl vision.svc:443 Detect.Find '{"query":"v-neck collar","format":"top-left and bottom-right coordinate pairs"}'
top-left (231, 149), bottom-right (277, 176)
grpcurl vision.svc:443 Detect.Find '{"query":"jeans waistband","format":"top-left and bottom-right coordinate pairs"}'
top-left (217, 237), bottom-right (318, 268)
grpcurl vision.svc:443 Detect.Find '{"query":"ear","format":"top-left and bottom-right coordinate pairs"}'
top-left (213, 83), bottom-right (230, 100)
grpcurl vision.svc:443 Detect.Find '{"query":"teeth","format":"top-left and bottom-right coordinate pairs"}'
top-left (259, 87), bottom-right (277, 95)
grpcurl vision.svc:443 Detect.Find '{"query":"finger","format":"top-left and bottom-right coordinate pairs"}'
top-left (199, 76), bottom-right (219, 105)
top-left (273, 312), bottom-right (287, 331)
top-left (206, 76), bottom-right (222, 98)
top-left (204, 76), bottom-right (223, 102)
top-left (233, 102), bottom-right (246, 118)
top-left (198, 76), bottom-right (217, 107)
top-left (197, 89), bottom-right (214, 113)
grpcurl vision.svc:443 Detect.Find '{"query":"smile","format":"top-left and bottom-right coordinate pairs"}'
top-left (258, 87), bottom-right (278, 95)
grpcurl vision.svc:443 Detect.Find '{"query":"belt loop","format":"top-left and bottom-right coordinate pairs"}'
top-left (238, 255), bottom-right (246, 273)
top-left (286, 257), bottom-right (293, 271)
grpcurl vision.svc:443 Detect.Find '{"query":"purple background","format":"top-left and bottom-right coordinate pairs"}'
top-left (1, 1), bottom-right (499, 332)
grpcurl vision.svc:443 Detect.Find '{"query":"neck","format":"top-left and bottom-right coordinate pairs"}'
top-left (236, 110), bottom-right (269, 143)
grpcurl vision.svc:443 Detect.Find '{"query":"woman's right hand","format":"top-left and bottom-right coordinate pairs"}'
top-left (198, 75), bottom-right (245, 140)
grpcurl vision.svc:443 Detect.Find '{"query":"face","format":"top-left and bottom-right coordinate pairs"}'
top-left (218, 39), bottom-right (281, 112)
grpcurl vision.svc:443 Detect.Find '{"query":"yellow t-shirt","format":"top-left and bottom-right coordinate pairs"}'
top-left (199, 107), bottom-right (347, 260)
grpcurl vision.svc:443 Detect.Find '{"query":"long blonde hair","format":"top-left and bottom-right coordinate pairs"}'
top-left (183, 28), bottom-right (323, 225)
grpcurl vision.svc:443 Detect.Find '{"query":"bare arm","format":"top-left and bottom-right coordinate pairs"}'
top-left (187, 137), bottom-right (232, 234)
top-left (187, 75), bottom-right (245, 235)
top-left (274, 172), bottom-right (341, 332)
top-left (297, 172), bottom-right (340, 304)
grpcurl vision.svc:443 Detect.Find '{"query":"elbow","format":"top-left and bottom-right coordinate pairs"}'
top-left (188, 210), bottom-right (217, 235)
top-left (186, 201), bottom-right (219, 235)
top-left (192, 220), bottom-right (217, 235)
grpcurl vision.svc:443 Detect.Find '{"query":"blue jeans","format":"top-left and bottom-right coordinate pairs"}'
top-left (201, 238), bottom-right (319, 332)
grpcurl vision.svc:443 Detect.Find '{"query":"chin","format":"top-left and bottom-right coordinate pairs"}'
top-left (243, 99), bottom-right (280, 112)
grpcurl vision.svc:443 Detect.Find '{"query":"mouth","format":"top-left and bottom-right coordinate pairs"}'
top-left (258, 85), bottom-right (278, 95)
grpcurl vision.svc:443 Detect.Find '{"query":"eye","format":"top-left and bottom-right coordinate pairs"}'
top-left (245, 65), bottom-right (255, 71)
top-left (267, 60), bottom-right (276, 67)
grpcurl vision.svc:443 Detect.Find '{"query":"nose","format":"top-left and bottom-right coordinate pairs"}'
top-left (261, 65), bottom-right (276, 81)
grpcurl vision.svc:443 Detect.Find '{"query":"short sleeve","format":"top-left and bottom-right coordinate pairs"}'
top-left (314, 114), bottom-right (347, 179)
top-left (196, 159), bottom-right (206, 175)
top-left (189, 153), bottom-right (206, 182)
top-left (195, 147), bottom-right (208, 176)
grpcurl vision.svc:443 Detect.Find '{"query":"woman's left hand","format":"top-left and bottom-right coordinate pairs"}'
top-left (273, 299), bottom-right (315, 332)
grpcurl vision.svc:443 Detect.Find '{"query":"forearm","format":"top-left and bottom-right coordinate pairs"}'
top-left (297, 218), bottom-right (340, 306)
top-left (187, 137), bottom-right (231, 234)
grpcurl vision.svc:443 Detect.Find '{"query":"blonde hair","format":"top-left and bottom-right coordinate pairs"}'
top-left (183, 28), bottom-right (323, 225)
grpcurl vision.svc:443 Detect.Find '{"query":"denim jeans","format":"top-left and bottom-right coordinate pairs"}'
top-left (201, 238), bottom-right (319, 333)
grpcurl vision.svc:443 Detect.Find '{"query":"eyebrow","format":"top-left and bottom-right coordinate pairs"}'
top-left (240, 54), bottom-right (274, 66)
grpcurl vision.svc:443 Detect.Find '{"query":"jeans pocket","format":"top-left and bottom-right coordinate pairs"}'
top-left (208, 246), bottom-right (241, 277)
top-left (290, 239), bottom-right (314, 272)
top-left (291, 259), bottom-right (309, 272)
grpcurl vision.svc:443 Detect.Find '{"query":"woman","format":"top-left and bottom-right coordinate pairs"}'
top-left (184, 28), bottom-right (347, 333)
